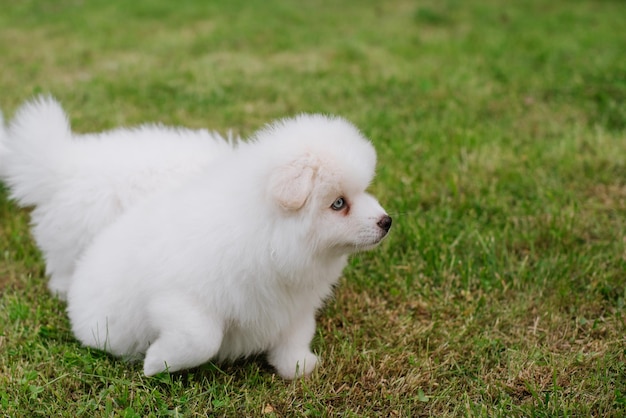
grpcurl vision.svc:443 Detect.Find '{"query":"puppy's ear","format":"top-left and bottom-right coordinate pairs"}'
top-left (269, 156), bottom-right (318, 210)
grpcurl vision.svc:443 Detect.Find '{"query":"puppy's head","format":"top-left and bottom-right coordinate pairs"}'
top-left (261, 115), bottom-right (391, 255)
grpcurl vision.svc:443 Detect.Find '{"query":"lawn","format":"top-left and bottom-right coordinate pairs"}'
top-left (1, 0), bottom-right (625, 416)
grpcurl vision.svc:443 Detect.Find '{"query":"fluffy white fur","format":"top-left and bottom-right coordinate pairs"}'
top-left (67, 113), bottom-right (392, 379)
top-left (2, 96), bottom-right (235, 299)
top-left (0, 111), bottom-right (8, 179)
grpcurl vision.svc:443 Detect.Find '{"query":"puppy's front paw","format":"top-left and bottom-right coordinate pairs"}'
top-left (269, 350), bottom-right (318, 380)
top-left (143, 343), bottom-right (170, 376)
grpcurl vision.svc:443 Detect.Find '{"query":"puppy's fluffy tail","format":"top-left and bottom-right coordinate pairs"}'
top-left (3, 95), bottom-right (73, 206)
top-left (0, 111), bottom-right (8, 181)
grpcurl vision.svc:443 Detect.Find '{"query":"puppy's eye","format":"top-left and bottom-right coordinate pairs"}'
top-left (331, 197), bottom-right (346, 211)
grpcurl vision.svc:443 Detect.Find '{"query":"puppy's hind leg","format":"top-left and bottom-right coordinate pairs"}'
top-left (46, 263), bottom-right (75, 301)
top-left (143, 294), bottom-right (224, 376)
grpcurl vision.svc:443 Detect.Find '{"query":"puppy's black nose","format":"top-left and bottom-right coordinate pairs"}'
top-left (377, 215), bottom-right (392, 232)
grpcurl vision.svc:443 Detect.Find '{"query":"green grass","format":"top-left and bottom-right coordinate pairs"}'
top-left (1, 0), bottom-right (625, 416)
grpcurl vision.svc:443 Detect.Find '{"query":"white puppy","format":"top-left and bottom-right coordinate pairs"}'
top-left (2, 96), bottom-right (235, 299)
top-left (67, 114), bottom-right (392, 379)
